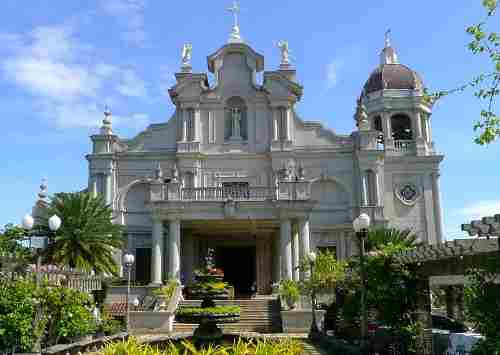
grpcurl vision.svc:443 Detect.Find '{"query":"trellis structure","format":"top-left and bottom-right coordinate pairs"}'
top-left (392, 237), bottom-right (500, 355)
top-left (461, 214), bottom-right (500, 237)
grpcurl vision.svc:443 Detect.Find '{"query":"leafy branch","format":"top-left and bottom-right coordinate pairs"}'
top-left (426, 0), bottom-right (500, 145)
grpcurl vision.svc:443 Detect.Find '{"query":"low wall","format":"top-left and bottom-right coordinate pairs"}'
top-left (106, 285), bottom-right (161, 304)
top-left (281, 309), bottom-right (326, 333)
top-left (129, 311), bottom-right (174, 333)
top-left (43, 333), bottom-right (128, 355)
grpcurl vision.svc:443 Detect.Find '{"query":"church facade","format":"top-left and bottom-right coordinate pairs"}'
top-left (86, 24), bottom-right (444, 294)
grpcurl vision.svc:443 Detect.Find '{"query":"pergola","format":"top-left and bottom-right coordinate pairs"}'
top-left (461, 214), bottom-right (500, 237)
top-left (393, 237), bottom-right (500, 355)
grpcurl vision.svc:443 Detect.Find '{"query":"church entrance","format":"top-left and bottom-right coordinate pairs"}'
top-left (216, 246), bottom-right (256, 296)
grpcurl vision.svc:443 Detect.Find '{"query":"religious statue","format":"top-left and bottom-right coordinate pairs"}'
top-left (181, 43), bottom-right (192, 67)
top-left (277, 40), bottom-right (290, 66)
top-left (231, 107), bottom-right (241, 138)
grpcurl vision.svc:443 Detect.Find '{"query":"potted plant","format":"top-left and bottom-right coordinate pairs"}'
top-left (280, 280), bottom-right (300, 309)
top-left (152, 279), bottom-right (178, 311)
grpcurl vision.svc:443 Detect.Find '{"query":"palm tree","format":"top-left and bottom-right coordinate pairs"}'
top-left (43, 192), bottom-right (123, 276)
top-left (364, 227), bottom-right (419, 252)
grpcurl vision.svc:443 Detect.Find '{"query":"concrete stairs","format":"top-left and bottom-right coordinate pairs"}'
top-left (173, 298), bottom-right (282, 334)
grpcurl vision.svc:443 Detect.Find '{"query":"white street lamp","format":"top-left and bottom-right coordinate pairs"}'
top-left (123, 253), bottom-right (135, 333)
top-left (48, 214), bottom-right (62, 231)
top-left (22, 214), bottom-right (34, 230)
top-left (353, 213), bottom-right (371, 233)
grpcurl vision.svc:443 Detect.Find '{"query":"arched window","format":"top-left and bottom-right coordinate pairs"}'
top-left (391, 114), bottom-right (413, 140)
top-left (225, 96), bottom-right (247, 141)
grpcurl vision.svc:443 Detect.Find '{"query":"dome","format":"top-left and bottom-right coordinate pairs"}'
top-left (363, 63), bottom-right (423, 94)
top-left (362, 34), bottom-right (424, 95)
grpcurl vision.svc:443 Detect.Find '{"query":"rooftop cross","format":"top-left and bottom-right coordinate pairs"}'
top-left (227, 1), bottom-right (240, 28)
top-left (227, 1), bottom-right (243, 43)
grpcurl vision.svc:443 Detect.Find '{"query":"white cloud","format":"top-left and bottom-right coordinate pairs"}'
top-left (326, 59), bottom-right (344, 89)
top-left (1, 24), bottom-right (152, 130)
top-left (101, 0), bottom-right (146, 44)
top-left (454, 200), bottom-right (500, 220)
top-left (116, 69), bottom-right (148, 99)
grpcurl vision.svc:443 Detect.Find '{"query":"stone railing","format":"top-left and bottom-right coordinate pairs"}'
top-left (177, 141), bottom-right (200, 153)
top-left (181, 186), bottom-right (273, 201)
top-left (393, 139), bottom-right (415, 153)
top-left (152, 181), bottom-right (311, 202)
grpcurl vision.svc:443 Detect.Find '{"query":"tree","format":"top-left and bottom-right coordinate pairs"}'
top-left (0, 224), bottom-right (32, 276)
top-left (43, 192), bottom-right (123, 276)
top-left (465, 254), bottom-right (500, 354)
top-left (428, 0), bottom-right (499, 145)
top-left (364, 227), bottom-right (419, 253)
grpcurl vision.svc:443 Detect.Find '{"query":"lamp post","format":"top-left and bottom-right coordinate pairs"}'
top-left (22, 213), bottom-right (62, 286)
top-left (123, 253), bottom-right (135, 333)
top-left (308, 251), bottom-right (320, 340)
top-left (21, 213), bottom-right (61, 354)
top-left (352, 213), bottom-right (370, 348)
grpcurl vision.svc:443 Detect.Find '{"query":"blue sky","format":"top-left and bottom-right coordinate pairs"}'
top-left (0, 0), bottom-right (499, 238)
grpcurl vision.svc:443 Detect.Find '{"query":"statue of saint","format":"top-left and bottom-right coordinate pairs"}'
top-left (231, 107), bottom-right (241, 138)
top-left (277, 40), bottom-right (290, 65)
top-left (181, 43), bottom-right (192, 67)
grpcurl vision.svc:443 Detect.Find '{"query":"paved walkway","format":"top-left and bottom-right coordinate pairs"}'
top-left (300, 340), bottom-right (328, 355)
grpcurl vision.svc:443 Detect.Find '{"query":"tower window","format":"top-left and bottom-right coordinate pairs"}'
top-left (391, 114), bottom-right (413, 140)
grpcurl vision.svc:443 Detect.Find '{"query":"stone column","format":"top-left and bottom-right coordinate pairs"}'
top-left (361, 171), bottom-right (369, 206)
top-left (285, 107), bottom-right (292, 141)
top-left (292, 222), bottom-right (300, 282)
top-left (105, 173), bottom-right (112, 206)
top-left (151, 218), bottom-right (164, 285)
top-left (374, 170), bottom-right (381, 206)
top-left (280, 219), bottom-right (292, 280)
top-left (194, 108), bottom-right (201, 141)
top-left (169, 219), bottom-right (181, 281)
top-left (299, 218), bottom-right (311, 280)
top-left (89, 175), bottom-right (97, 198)
top-left (431, 172), bottom-right (444, 243)
top-left (182, 110), bottom-right (188, 142)
top-left (272, 108), bottom-right (279, 141)
top-left (381, 111), bottom-right (394, 149)
top-left (273, 232), bottom-right (281, 285)
top-left (415, 276), bottom-right (433, 355)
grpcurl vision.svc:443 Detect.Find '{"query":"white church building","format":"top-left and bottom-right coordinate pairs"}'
top-left (86, 16), bottom-right (444, 294)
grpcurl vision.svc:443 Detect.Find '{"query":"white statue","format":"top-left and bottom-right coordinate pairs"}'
top-left (181, 43), bottom-right (192, 67)
top-left (231, 107), bottom-right (241, 138)
top-left (277, 40), bottom-right (290, 65)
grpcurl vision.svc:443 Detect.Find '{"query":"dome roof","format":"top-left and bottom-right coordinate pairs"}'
top-left (363, 63), bottom-right (423, 94)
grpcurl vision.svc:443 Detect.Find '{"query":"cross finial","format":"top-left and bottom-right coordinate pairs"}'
top-left (384, 29), bottom-right (392, 48)
top-left (227, 1), bottom-right (243, 43)
top-left (227, 1), bottom-right (240, 28)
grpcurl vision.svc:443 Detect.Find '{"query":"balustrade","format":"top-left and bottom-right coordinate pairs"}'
top-left (394, 139), bottom-right (415, 153)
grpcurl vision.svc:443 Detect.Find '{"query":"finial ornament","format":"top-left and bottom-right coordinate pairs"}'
top-left (38, 178), bottom-right (48, 201)
top-left (384, 29), bottom-right (392, 48)
top-left (101, 105), bottom-right (113, 135)
top-left (380, 29), bottom-right (399, 65)
top-left (277, 40), bottom-right (291, 68)
top-left (181, 43), bottom-right (193, 72)
top-left (227, 1), bottom-right (243, 43)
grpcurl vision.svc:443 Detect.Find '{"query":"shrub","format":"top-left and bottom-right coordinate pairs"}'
top-left (279, 279), bottom-right (300, 304)
top-left (41, 285), bottom-right (97, 344)
top-left (0, 279), bottom-right (44, 353)
top-left (98, 312), bottom-right (122, 336)
top-left (176, 305), bottom-right (240, 317)
top-left (153, 279), bottom-right (178, 301)
top-left (100, 336), bottom-right (304, 355)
